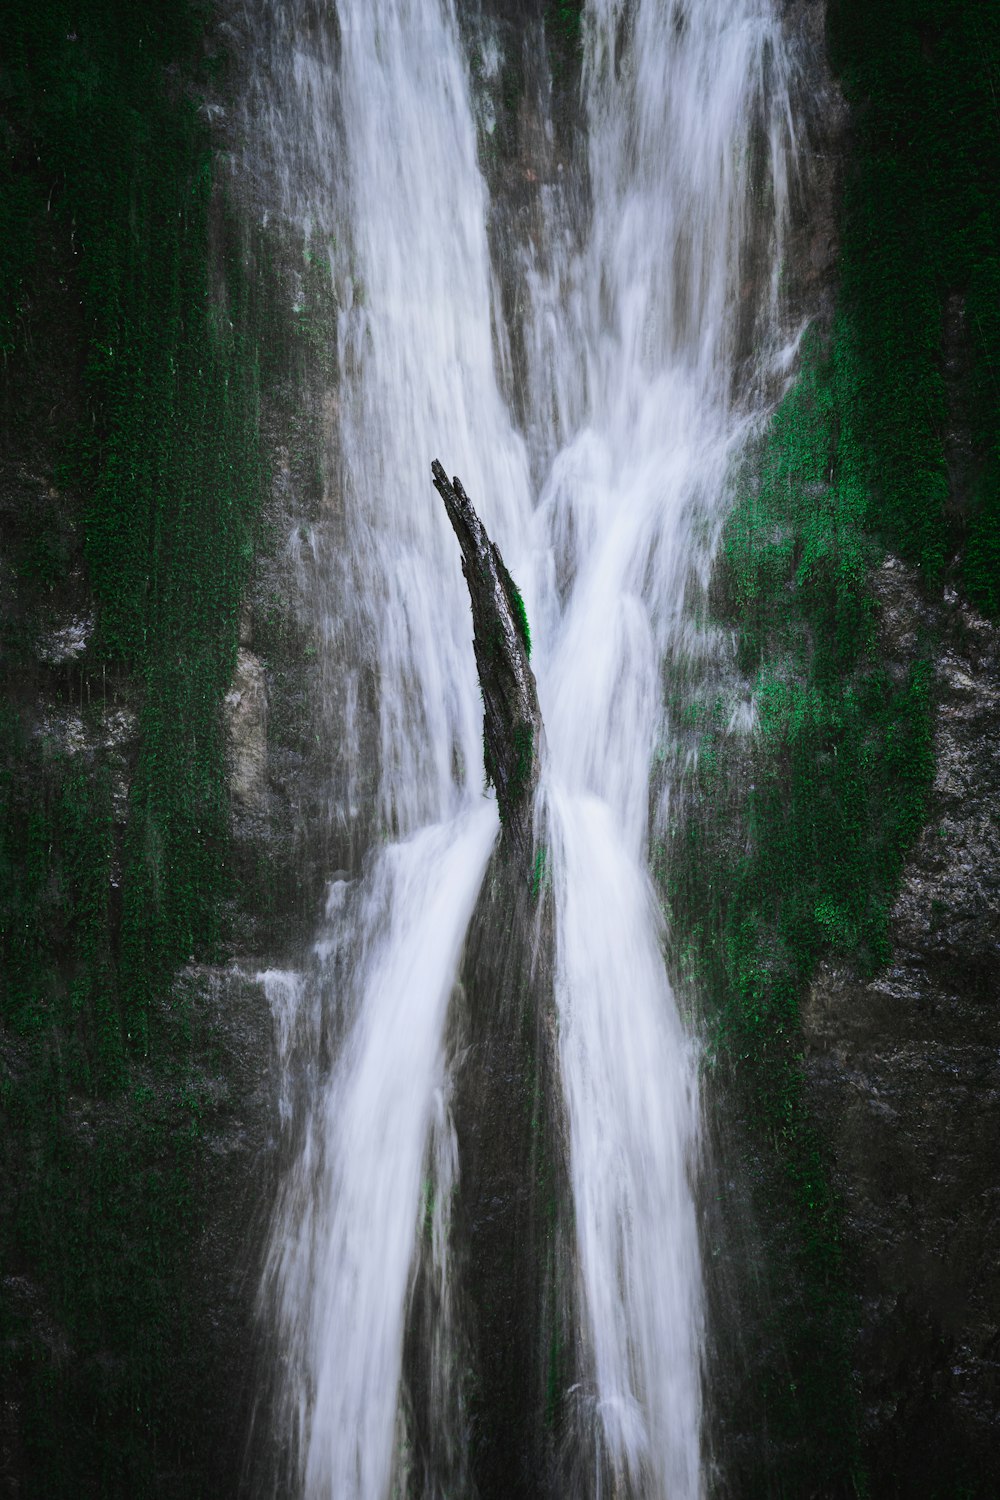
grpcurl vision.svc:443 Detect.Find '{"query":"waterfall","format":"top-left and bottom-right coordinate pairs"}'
top-left (244, 3), bottom-right (532, 1495)
top-left (522, 4), bottom-right (797, 1494)
top-left (242, 0), bottom-right (799, 1495)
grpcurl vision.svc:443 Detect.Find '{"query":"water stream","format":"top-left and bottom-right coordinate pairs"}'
top-left (244, 1), bottom-right (799, 1494)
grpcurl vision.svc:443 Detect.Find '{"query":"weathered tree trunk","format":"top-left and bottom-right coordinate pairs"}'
top-left (431, 459), bottom-right (541, 871)
top-left (398, 465), bottom-right (572, 1497)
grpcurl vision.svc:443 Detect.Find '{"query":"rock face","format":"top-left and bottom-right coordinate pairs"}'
top-left (432, 460), bottom-right (542, 868)
top-left (225, 646), bottom-right (268, 806)
top-left (802, 566), bottom-right (1000, 1494)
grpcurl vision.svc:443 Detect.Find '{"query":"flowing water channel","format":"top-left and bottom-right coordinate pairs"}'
top-left (244, 1), bottom-right (800, 1494)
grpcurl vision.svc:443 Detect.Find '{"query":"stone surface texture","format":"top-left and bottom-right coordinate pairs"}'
top-left (802, 564), bottom-right (1000, 1488)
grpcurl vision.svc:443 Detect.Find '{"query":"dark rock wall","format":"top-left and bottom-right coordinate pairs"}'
top-left (0, 3), bottom-right (329, 1492)
top-left (670, 1), bottom-right (1000, 1495)
top-left (799, 4), bottom-right (1000, 1487)
top-left (803, 569), bottom-right (1000, 1495)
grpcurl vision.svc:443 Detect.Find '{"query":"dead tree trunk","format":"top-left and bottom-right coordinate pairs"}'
top-left (402, 464), bottom-right (573, 1498)
top-left (431, 459), bottom-right (541, 870)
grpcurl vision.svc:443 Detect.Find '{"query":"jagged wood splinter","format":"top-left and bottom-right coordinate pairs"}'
top-left (431, 459), bottom-right (542, 867)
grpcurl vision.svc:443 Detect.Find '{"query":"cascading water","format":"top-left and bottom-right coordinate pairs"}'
top-left (245, 3), bottom-right (533, 1495)
top-left (520, 5), bottom-right (797, 1494)
top-left (243, 0), bottom-right (799, 1495)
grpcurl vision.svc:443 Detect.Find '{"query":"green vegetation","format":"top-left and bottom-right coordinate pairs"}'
top-left (511, 584), bottom-right (532, 658)
top-left (664, 2), bottom-right (999, 1490)
top-left (546, 0), bottom-right (584, 86)
top-left (666, 331), bottom-right (930, 1493)
top-left (499, 557), bottom-right (532, 659)
top-left (1, 710), bottom-right (121, 1073)
top-left (692, 326), bottom-right (934, 1021)
top-left (510, 720), bottom-right (535, 810)
top-left (531, 843), bottom-right (549, 901)
top-left (1, 0), bottom-right (269, 1043)
top-left (0, 1), bottom-right (275, 1490)
top-left (828, 0), bottom-right (1000, 599)
top-left (486, 718), bottom-right (534, 830)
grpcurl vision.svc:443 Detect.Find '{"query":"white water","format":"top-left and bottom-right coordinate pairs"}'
top-left (250, 1), bottom-right (529, 1494)
top-left (262, 810), bottom-right (496, 1498)
top-left (246, 0), bottom-right (799, 1495)
top-left (520, 5), bottom-right (796, 1493)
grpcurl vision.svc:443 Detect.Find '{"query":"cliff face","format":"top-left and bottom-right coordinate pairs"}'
top-left (2, 0), bottom-right (999, 1495)
top-left (674, 2), bottom-right (1000, 1493)
top-left (0, 3), bottom-right (319, 1490)
top-left (803, 567), bottom-right (1000, 1494)
top-left (795, 5), bottom-right (1000, 1488)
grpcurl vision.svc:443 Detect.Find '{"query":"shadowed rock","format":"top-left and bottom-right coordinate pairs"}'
top-left (432, 459), bottom-right (542, 868)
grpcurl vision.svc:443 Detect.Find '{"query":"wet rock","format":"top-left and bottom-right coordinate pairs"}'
top-left (458, 0), bottom-right (587, 444)
top-left (225, 646), bottom-right (268, 806)
top-left (36, 613), bottom-right (93, 665)
top-left (166, 963), bottom-right (280, 1494)
top-left (801, 578), bottom-right (1000, 1493)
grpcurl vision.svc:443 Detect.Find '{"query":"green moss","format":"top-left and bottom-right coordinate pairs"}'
top-left (0, 174), bottom-right (45, 360)
top-left (0, 711), bottom-right (120, 1070)
top-left (531, 843), bottom-right (548, 900)
top-left (667, 328), bottom-right (934, 1492)
top-left (510, 720), bottom-right (534, 805)
top-left (0, 1), bottom-right (274, 1490)
top-left (511, 586), bottom-right (532, 658)
top-left (490, 718), bottom-right (534, 831)
top-left (667, 16), bottom-right (999, 1478)
top-left (1, 1044), bottom-right (205, 1497)
top-left (545, 0), bottom-right (584, 88)
top-left (827, 0), bottom-right (1000, 597)
top-left (499, 557), bottom-right (532, 658)
top-left (1, 0), bottom-right (273, 1040)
